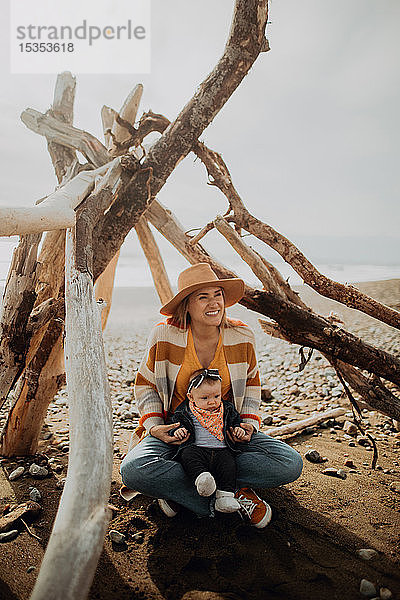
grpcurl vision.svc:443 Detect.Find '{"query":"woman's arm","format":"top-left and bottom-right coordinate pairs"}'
top-left (239, 326), bottom-right (262, 433)
top-left (134, 324), bottom-right (190, 445)
top-left (134, 325), bottom-right (165, 432)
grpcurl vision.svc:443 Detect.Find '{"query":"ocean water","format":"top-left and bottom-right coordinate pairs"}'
top-left (1, 234), bottom-right (400, 289)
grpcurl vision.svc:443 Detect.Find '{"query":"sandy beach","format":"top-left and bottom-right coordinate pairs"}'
top-left (1, 279), bottom-right (400, 600)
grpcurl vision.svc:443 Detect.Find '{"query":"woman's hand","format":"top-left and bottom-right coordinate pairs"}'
top-left (228, 422), bottom-right (254, 443)
top-left (149, 423), bottom-right (190, 445)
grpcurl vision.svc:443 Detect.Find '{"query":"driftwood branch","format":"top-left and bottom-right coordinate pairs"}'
top-left (21, 108), bottom-right (109, 168)
top-left (0, 162), bottom-right (115, 236)
top-left (0, 72), bottom-right (78, 455)
top-left (0, 234), bottom-right (41, 410)
top-left (213, 215), bottom-right (286, 299)
top-left (31, 229), bottom-right (113, 600)
top-left (27, 297), bottom-right (65, 336)
top-left (101, 106), bottom-right (118, 150)
top-left (213, 213), bottom-right (400, 420)
top-left (188, 221), bottom-right (216, 246)
top-left (193, 142), bottom-right (400, 331)
top-left (108, 84), bottom-right (143, 155)
top-left (264, 408), bottom-right (346, 437)
top-left (94, 251), bottom-right (119, 331)
top-left (93, 107), bottom-right (127, 331)
top-left (111, 110), bottom-right (170, 155)
top-left (47, 72), bottom-right (78, 182)
top-left (135, 216), bottom-right (173, 305)
top-left (92, 0), bottom-right (270, 278)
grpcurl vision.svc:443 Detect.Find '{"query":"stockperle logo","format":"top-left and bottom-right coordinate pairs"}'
top-left (10, 0), bottom-right (150, 74)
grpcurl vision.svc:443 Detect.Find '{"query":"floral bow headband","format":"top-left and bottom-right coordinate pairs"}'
top-left (187, 369), bottom-right (222, 394)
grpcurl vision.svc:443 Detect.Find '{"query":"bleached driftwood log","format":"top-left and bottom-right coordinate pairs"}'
top-left (135, 216), bottom-right (173, 305)
top-left (101, 105), bottom-right (118, 149)
top-left (21, 108), bottom-right (109, 167)
top-left (0, 234), bottom-right (41, 410)
top-left (213, 214), bottom-right (285, 299)
top-left (31, 229), bottom-right (113, 600)
top-left (264, 408), bottom-right (346, 437)
top-left (108, 83), bottom-right (143, 155)
top-left (0, 73), bottom-right (77, 455)
top-left (0, 162), bottom-right (114, 236)
top-left (94, 251), bottom-right (119, 330)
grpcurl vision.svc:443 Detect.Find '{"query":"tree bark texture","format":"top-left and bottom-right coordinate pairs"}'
top-left (30, 230), bottom-right (113, 600)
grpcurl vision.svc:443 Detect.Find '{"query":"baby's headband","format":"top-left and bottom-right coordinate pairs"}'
top-left (187, 369), bottom-right (222, 394)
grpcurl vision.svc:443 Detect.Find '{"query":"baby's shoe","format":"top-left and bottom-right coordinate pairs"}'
top-left (195, 472), bottom-right (216, 496)
top-left (215, 490), bottom-right (241, 513)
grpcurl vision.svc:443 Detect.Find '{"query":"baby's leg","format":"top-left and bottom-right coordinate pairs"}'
top-left (212, 448), bottom-right (237, 492)
top-left (180, 446), bottom-right (216, 496)
top-left (212, 449), bottom-right (240, 513)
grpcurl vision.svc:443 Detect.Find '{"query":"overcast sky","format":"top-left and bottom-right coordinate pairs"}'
top-left (0, 0), bottom-right (399, 281)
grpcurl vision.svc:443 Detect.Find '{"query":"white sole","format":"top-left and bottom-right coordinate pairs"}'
top-left (195, 472), bottom-right (217, 497)
top-left (119, 485), bottom-right (139, 502)
top-left (253, 503), bottom-right (272, 528)
top-left (157, 498), bottom-right (178, 517)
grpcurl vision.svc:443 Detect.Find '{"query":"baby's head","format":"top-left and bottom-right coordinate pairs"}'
top-left (187, 369), bottom-right (222, 412)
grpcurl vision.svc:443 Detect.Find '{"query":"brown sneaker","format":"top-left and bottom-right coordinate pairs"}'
top-left (235, 488), bottom-right (272, 528)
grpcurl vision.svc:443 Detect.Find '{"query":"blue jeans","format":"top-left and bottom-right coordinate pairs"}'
top-left (120, 432), bottom-right (303, 517)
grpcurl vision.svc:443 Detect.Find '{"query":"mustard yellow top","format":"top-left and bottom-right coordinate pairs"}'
top-left (171, 325), bottom-right (232, 412)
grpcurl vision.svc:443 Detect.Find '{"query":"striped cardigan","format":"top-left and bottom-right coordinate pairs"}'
top-left (132, 318), bottom-right (261, 447)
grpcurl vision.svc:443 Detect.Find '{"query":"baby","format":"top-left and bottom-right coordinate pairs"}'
top-left (169, 368), bottom-right (248, 513)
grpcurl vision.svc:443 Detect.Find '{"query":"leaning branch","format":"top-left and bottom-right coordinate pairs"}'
top-left (21, 108), bottom-right (109, 167)
top-left (264, 408), bottom-right (346, 437)
top-left (0, 161), bottom-right (116, 237)
top-left (92, 0), bottom-right (270, 278)
top-left (193, 142), bottom-right (400, 331)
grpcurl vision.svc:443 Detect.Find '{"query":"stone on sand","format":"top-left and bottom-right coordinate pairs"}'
top-left (357, 548), bottom-right (378, 561)
top-left (360, 579), bottom-right (377, 597)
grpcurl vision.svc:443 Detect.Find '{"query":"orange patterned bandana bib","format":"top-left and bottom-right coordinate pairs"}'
top-left (189, 400), bottom-right (224, 441)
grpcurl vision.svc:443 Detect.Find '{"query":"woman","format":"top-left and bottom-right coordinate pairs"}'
top-left (120, 263), bottom-right (303, 528)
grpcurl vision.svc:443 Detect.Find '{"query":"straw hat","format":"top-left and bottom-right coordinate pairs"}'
top-left (159, 263), bottom-right (245, 316)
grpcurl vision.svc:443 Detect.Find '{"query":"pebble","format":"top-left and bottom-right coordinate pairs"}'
top-left (344, 459), bottom-right (355, 468)
top-left (29, 464), bottom-right (49, 479)
top-left (9, 466), bottom-right (25, 481)
top-left (55, 478), bottom-right (66, 489)
top-left (343, 420), bottom-right (357, 435)
top-left (27, 566), bottom-right (36, 573)
top-left (358, 437), bottom-right (370, 447)
top-left (360, 579), bottom-right (377, 598)
top-left (322, 468), bottom-right (347, 480)
top-left (0, 530), bottom-right (19, 542)
top-left (305, 449), bottom-right (323, 464)
top-left (357, 548), bottom-right (378, 560)
top-left (262, 415), bottom-right (273, 426)
top-left (29, 488), bottom-right (42, 502)
top-left (109, 530), bottom-right (126, 544)
top-left (379, 588), bottom-right (393, 600)
top-left (261, 388), bottom-right (273, 401)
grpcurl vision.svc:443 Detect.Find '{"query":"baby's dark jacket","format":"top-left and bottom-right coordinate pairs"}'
top-left (168, 398), bottom-right (246, 458)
